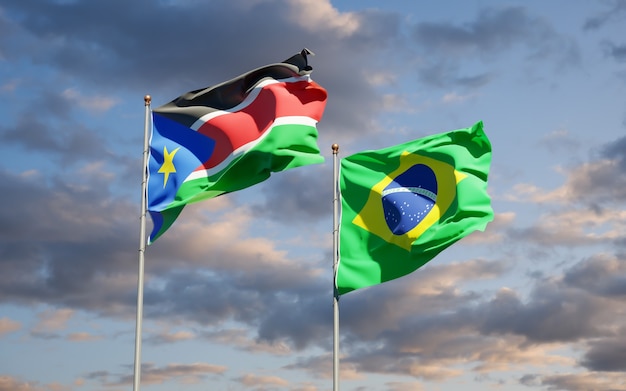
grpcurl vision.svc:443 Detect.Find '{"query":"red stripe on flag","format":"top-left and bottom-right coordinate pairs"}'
top-left (195, 80), bottom-right (327, 170)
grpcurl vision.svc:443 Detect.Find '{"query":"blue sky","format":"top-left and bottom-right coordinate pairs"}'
top-left (1, 1), bottom-right (626, 390)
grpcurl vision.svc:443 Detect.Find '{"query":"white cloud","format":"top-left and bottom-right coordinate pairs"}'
top-left (441, 91), bottom-right (476, 104)
top-left (287, 0), bottom-right (360, 37)
top-left (62, 88), bottom-right (118, 113)
top-left (237, 373), bottom-right (289, 387)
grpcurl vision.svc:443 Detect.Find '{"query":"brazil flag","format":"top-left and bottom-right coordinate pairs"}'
top-left (336, 121), bottom-right (493, 295)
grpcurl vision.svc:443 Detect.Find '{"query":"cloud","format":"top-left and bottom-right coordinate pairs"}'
top-left (506, 134), bottom-right (626, 208)
top-left (147, 329), bottom-right (196, 344)
top-left (0, 317), bottom-right (21, 336)
top-left (306, 252), bottom-right (626, 385)
top-left (1, 117), bottom-right (104, 161)
top-left (563, 159), bottom-right (626, 203)
top-left (140, 363), bottom-right (227, 385)
top-left (0, 376), bottom-right (44, 391)
top-left (413, 6), bottom-right (539, 54)
top-left (583, 0), bottom-right (626, 30)
top-left (601, 135), bottom-right (626, 170)
top-left (251, 165), bottom-right (332, 223)
top-left (563, 254), bottom-right (626, 298)
top-left (90, 362), bottom-right (227, 387)
top-left (0, 163), bottom-right (334, 350)
top-left (235, 373), bottom-right (289, 387)
top-left (2, 2), bottom-right (626, 389)
top-left (470, 211), bottom-right (515, 244)
top-left (602, 41), bottom-right (626, 62)
top-left (477, 284), bottom-right (605, 343)
top-left (581, 339), bottom-right (626, 371)
top-left (285, 0), bottom-right (360, 37)
top-left (66, 332), bottom-right (103, 342)
top-left (197, 328), bottom-right (291, 355)
top-left (285, 353), bottom-right (364, 380)
top-left (538, 129), bottom-right (581, 153)
top-left (0, 168), bottom-right (140, 314)
top-left (536, 372), bottom-right (626, 391)
top-left (410, 6), bottom-right (580, 87)
top-left (441, 91), bottom-right (477, 104)
top-left (61, 88), bottom-right (118, 113)
top-left (386, 381), bottom-right (426, 391)
top-left (510, 207), bottom-right (626, 247)
top-left (0, 79), bottom-right (19, 92)
top-left (33, 308), bottom-right (74, 332)
top-left (1, 0), bottom-right (406, 145)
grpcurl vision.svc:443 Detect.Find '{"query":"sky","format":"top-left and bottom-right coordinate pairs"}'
top-left (1, 0), bottom-right (626, 390)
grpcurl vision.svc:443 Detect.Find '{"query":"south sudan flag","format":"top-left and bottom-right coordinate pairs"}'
top-left (147, 49), bottom-right (327, 243)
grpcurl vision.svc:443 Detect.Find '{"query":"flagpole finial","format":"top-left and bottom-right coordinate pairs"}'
top-left (144, 95), bottom-right (151, 105)
top-left (332, 144), bottom-right (339, 154)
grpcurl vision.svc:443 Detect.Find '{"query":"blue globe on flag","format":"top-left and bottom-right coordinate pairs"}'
top-left (381, 164), bottom-right (438, 235)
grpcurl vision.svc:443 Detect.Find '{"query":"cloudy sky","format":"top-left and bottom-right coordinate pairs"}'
top-left (1, 1), bottom-right (626, 390)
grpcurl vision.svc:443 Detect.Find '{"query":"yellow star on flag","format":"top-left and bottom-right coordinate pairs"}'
top-left (158, 145), bottom-right (180, 188)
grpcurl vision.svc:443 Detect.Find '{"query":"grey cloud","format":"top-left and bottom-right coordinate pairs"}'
top-left (0, 114), bottom-right (107, 162)
top-left (337, 259), bottom-right (506, 339)
top-left (515, 136), bottom-right (626, 207)
top-left (507, 224), bottom-right (600, 248)
top-left (282, 353), bottom-right (329, 376)
top-left (323, 256), bottom-right (625, 382)
top-left (5, 2), bottom-right (626, 388)
top-left (537, 372), bottom-right (626, 391)
top-left (0, 169), bottom-right (139, 313)
top-left (413, 6), bottom-right (540, 54)
top-left (145, 259), bottom-right (509, 365)
top-left (2, 158), bottom-right (622, 383)
top-left (582, 339), bottom-right (626, 371)
top-left (519, 373), bottom-right (540, 387)
top-left (410, 6), bottom-right (580, 88)
top-left (455, 72), bottom-right (494, 88)
top-left (537, 131), bottom-right (581, 154)
top-left (253, 166), bottom-right (332, 223)
top-left (478, 282), bottom-right (606, 342)
top-left (583, 0), bottom-right (626, 31)
top-left (29, 331), bottom-right (62, 340)
top-left (256, 291), bottom-right (332, 350)
top-left (140, 266), bottom-right (331, 350)
top-left (602, 41), bottom-right (626, 62)
top-left (564, 255), bottom-right (626, 298)
top-left (602, 135), bottom-right (626, 170)
top-left (567, 162), bottom-right (626, 206)
top-left (2, 1), bottom-right (394, 89)
top-left (90, 362), bottom-right (227, 387)
top-left (0, 83), bottom-right (119, 165)
top-left (0, 164), bottom-right (331, 370)
top-left (2, 0), bottom-right (404, 140)
top-left (415, 63), bottom-right (495, 89)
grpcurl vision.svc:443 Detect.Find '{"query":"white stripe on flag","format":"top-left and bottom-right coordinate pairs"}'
top-left (184, 116), bottom-right (318, 182)
top-left (190, 75), bottom-right (312, 131)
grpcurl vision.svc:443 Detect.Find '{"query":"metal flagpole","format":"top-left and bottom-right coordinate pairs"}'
top-left (133, 94), bottom-right (151, 391)
top-left (332, 143), bottom-right (340, 391)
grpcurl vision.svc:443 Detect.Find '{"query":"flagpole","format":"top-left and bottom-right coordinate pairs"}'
top-left (133, 94), bottom-right (151, 391)
top-left (332, 143), bottom-right (340, 391)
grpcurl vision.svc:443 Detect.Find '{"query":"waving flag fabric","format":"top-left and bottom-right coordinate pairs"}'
top-left (336, 121), bottom-right (493, 295)
top-left (147, 49), bottom-right (327, 243)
